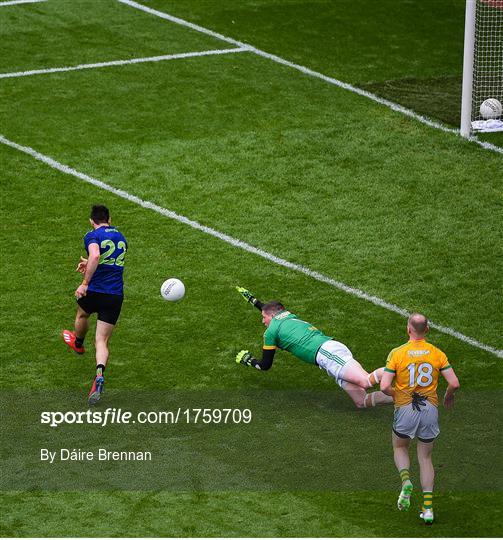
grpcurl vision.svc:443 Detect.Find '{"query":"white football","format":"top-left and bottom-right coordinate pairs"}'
top-left (160, 278), bottom-right (185, 302)
top-left (479, 98), bottom-right (502, 119)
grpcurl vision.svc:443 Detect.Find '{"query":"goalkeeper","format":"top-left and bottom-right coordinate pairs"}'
top-left (235, 287), bottom-right (393, 408)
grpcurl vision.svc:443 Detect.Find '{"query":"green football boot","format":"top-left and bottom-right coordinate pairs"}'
top-left (397, 481), bottom-right (413, 511)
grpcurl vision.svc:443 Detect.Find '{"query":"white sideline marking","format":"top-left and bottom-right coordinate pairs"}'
top-left (0, 48), bottom-right (246, 80)
top-left (1, 133), bottom-right (501, 358)
top-left (0, 0), bottom-right (45, 5)
top-left (117, 0), bottom-right (503, 156)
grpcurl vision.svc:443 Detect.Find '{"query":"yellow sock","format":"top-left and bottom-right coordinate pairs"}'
top-left (423, 491), bottom-right (433, 510)
top-left (399, 469), bottom-right (410, 484)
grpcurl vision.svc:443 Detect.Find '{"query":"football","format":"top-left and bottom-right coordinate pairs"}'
top-left (160, 278), bottom-right (185, 302)
top-left (479, 98), bottom-right (502, 119)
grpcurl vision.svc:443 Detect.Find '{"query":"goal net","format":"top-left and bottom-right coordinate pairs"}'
top-left (461, 0), bottom-right (503, 135)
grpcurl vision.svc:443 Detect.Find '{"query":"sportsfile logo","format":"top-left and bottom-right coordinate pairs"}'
top-left (40, 408), bottom-right (252, 427)
top-left (41, 408), bottom-right (135, 427)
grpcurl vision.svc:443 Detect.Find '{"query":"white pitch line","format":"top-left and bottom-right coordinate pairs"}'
top-left (0, 0), bottom-right (45, 6)
top-left (1, 133), bottom-right (501, 358)
top-left (0, 48), bottom-right (246, 80)
top-left (117, 0), bottom-right (503, 156)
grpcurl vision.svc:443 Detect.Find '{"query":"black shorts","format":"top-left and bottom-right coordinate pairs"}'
top-left (77, 291), bottom-right (123, 325)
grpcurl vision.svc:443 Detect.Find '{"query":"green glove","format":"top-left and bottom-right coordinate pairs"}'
top-left (236, 350), bottom-right (253, 366)
top-left (236, 286), bottom-right (256, 304)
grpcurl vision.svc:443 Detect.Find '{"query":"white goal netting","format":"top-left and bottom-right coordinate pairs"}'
top-left (471, 0), bottom-right (503, 128)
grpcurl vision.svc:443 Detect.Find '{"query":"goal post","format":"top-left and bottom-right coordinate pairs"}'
top-left (460, 0), bottom-right (503, 137)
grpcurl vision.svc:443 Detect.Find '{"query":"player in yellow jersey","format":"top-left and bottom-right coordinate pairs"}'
top-left (380, 313), bottom-right (459, 525)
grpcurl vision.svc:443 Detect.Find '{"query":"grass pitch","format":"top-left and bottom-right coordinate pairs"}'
top-left (1, 0), bottom-right (502, 537)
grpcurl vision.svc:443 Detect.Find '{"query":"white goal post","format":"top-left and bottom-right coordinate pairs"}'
top-left (460, 0), bottom-right (503, 136)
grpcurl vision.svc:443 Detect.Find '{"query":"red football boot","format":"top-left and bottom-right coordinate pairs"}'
top-left (62, 329), bottom-right (85, 354)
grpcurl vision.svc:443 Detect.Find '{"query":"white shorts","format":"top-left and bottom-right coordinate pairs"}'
top-left (315, 339), bottom-right (356, 388)
top-left (393, 401), bottom-right (440, 442)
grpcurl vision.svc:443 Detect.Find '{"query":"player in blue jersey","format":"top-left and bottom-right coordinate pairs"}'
top-left (62, 205), bottom-right (127, 405)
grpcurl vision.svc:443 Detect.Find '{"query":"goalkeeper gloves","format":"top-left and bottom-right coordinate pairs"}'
top-left (236, 286), bottom-right (257, 305)
top-left (236, 350), bottom-right (253, 366)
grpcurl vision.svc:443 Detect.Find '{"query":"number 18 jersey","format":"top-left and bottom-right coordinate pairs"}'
top-left (384, 339), bottom-right (452, 407)
top-left (84, 226), bottom-right (127, 296)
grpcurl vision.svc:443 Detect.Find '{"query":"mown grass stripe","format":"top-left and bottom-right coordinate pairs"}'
top-left (1, 133), bottom-right (501, 359)
top-left (116, 0), bottom-right (503, 156)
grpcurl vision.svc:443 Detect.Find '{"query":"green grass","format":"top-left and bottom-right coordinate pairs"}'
top-left (1, 490), bottom-right (501, 537)
top-left (1, 0), bottom-right (502, 537)
top-left (146, 0), bottom-right (503, 143)
top-left (149, 0), bottom-right (466, 83)
top-left (362, 75), bottom-right (464, 126)
top-left (0, 0), bottom-right (221, 72)
top-left (2, 51), bottom-right (501, 346)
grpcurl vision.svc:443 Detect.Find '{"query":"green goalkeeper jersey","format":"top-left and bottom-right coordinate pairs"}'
top-left (263, 311), bottom-right (331, 364)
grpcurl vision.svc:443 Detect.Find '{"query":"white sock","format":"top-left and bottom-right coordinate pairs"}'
top-left (364, 392), bottom-right (378, 407)
top-left (367, 370), bottom-right (380, 387)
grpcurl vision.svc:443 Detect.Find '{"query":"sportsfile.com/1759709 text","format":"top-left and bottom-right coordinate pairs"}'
top-left (40, 408), bottom-right (253, 428)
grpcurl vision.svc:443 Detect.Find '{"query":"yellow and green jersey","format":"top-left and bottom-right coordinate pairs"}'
top-left (263, 311), bottom-right (331, 364)
top-left (384, 339), bottom-right (452, 407)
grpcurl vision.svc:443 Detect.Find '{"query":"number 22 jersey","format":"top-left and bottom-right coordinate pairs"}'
top-left (83, 226), bottom-right (127, 296)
